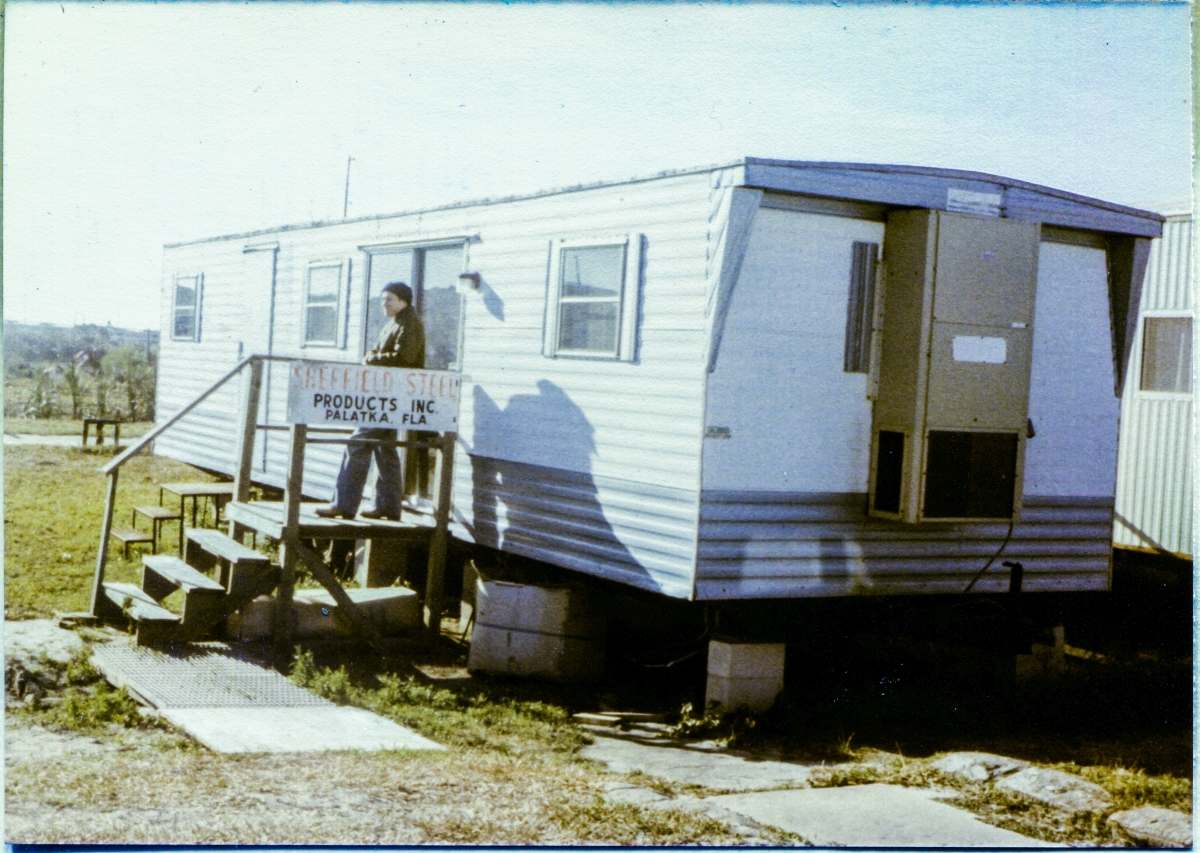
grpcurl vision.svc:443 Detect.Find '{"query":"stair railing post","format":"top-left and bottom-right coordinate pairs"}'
top-left (423, 431), bottom-right (457, 636)
top-left (274, 423), bottom-right (306, 666)
top-left (89, 469), bottom-right (121, 616)
top-left (232, 356), bottom-right (264, 543)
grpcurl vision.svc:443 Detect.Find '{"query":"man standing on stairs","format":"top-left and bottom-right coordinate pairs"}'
top-left (316, 282), bottom-right (425, 522)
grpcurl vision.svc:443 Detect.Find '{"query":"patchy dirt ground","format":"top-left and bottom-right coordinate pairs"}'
top-left (5, 713), bottom-right (784, 845)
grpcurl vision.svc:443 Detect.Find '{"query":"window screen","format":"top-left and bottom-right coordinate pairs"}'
top-left (843, 241), bottom-right (879, 373)
top-left (1140, 316), bottom-right (1192, 393)
top-left (305, 263), bottom-right (342, 346)
top-left (172, 275), bottom-right (201, 341)
top-left (419, 246), bottom-right (464, 370)
top-left (558, 245), bottom-right (624, 355)
top-left (365, 251), bottom-right (413, 356)
top-left (543, 235), bottom-right (642, 361)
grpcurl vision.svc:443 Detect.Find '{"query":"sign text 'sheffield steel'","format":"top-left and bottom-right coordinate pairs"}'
top-left (285, 361), bottom-right (460, 432)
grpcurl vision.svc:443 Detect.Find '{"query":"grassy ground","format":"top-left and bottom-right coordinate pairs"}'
top-left (4, 444), bottom-right (222, 619)
top-left (3, 442), bottom-right (1192, 845)
top-left (4, 418), bottom-right (155, 438)
top-left (5, 635), bottom-right (778, 845)
top-left (5, 727), bottom-right (750, 845)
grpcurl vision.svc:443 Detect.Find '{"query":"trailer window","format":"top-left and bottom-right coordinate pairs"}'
top-left (543, 234), bottom-right (643, 361)
top-left (172, 274), bottom-right (202, 341)
top-left (1140, 316), bottom-right (1192, 394)
top-left (363, 244), bottom-right (464, 370)
top-left (304, 262), bottom-right (343, 346)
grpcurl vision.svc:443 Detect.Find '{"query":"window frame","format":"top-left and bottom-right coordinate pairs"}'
top-left (171, 273), bottom-right (203, 342)
top-left (360, 239), bottom-right (468, 369)
top-left (543, 233), bottom-right (643, 362)
top-left (302, 259), bottom-right (348, 348)
top-left (1137, 312), bottom-right (1193, 397)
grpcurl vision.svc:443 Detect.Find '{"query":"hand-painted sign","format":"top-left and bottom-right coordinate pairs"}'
top-left (286, 361), bottom-right (460, 431)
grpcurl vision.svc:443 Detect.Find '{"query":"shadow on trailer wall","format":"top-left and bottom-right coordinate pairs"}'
top-left (463, 381), bottom-right (654, 589)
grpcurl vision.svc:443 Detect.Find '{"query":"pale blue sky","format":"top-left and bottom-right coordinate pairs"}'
top-left (3, 2), bottom-right (1192, 330)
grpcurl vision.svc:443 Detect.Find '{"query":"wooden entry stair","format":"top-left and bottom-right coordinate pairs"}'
top-left (97, 530), bottom-right (280, 647)
top-left (90, 354), bottom-right (457, 661)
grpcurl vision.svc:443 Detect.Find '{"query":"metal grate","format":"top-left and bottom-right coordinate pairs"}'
top-left (91, 642), bottom-right (333, 709)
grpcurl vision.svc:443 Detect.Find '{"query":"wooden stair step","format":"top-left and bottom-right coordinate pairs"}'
top-left (101, 582), bottom-right (181, 647)
top-left (142, 555), bottom-right (224, 596)
top-left (186, 528), bottom-right (269, 565)
top-left (134, 505), bottom-right (183, 521)
top-left (110, 527), bottom-right (154, 544)
top-left (102, 582), bottom-right (177, 620)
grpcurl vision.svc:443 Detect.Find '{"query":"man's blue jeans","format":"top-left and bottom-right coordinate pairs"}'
top-left (330, 428), bottom-right (401, 516)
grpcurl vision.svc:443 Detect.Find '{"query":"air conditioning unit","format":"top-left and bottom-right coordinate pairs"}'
top-left (869, 209), bottom-right (1039, 523)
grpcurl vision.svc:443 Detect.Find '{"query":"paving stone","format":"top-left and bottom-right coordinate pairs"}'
top-left (931, 751), bottom-right (1028, 782)
top-left (710, 784), bottom-right (1053, 847)
top-left (995, 766), bottom-right (1113, 813)
top-left (648, 796), bottom-right (784, 845)
top-left (581, 732), bottom-right (816, 791)
top-left (5, 620), bottom-right (87, 690)
top-left (1108, 806), bottom-right (1192, 848)
top-left (160, 706), bottom-right (447, 753)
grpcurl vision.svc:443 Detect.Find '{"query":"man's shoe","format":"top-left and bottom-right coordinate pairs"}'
top-left (314, 506), bottom-right (352, 519)
top-left (360, 508), bottom-right (400, 521)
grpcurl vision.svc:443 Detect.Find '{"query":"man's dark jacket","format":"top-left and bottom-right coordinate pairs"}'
top-left (365, 305), bottom-right (425, 369)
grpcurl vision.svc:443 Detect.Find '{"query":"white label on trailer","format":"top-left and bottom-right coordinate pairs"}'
top-left (952, 335), bottom-right (1007, 364)
top-left (946, 188), bottom-right (1003, 217)
top-left (286, 361), bottom-right (460, 431)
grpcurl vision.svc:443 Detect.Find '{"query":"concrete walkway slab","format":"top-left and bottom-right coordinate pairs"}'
top-left (581, 734), bottom-right (816, 791)
top-left (92, 641), bottom-right (443, 754)
top-left (710, 784), bottom-right (1055, 847)
top-left (161, 706), bottom-right (446, 754)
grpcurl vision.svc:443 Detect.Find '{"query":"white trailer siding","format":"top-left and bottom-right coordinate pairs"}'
top-left (694, 210), bottom-right (1120, 599)
top-left (157, 170), bottom-right (723, 598)
top-left (1114, 214), bottom-right (1193, 557)
top-left (701, 208), bottom-right (885, 493)
top-left (450, 172), bottom-right (721, 597)
top-left (154, 159), bottom-right (1162, 602)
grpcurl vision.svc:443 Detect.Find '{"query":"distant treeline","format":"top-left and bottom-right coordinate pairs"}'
top-left (4, 322), bottom-right (159, 421)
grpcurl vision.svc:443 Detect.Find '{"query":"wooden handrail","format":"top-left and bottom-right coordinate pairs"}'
top-left (91, 352), bottom-right (460, 642)
top-left (93, 354), bottom-right (278, 615)
top-left (104, 356), bottom-right (255, 474)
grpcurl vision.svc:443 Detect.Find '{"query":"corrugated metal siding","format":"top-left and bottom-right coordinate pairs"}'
top-left (450, 456), bottom-right (697, 598)
top-left (159, 171), bottom-right (720, 595)
top-left (695, 491), bottom-right (1112, 599)
top-left (1140, 216), bottom-right (1193, 312)
top-left (1114, 215), bottom-right (1193, 557)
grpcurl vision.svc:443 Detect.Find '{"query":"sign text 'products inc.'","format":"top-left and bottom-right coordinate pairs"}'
top-left (286, 361), bottom-right (460, 432)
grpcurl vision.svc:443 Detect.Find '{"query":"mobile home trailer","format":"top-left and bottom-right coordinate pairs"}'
top-left (155, 158), bottom-right (1163, 602)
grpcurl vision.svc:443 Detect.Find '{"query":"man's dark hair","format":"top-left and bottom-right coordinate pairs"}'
top-left (382, 282), bottom-right (413, 304)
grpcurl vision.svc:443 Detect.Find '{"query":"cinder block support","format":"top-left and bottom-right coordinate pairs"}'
top-left (1015, 624), bottom-right (1066, 682)
top-left (353, 538), bottom-right (410, 588)
top-left (705, 638), bottom-right (785, 713)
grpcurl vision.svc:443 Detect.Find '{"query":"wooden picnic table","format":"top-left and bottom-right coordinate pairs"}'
top-left (158, 482), bottom-right (236, 530)
top-left (82, 418), bottom-right (122, 447)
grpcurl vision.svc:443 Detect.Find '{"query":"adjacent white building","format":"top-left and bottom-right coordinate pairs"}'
top-left (1113, 212), bottom-right (1193, 559)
